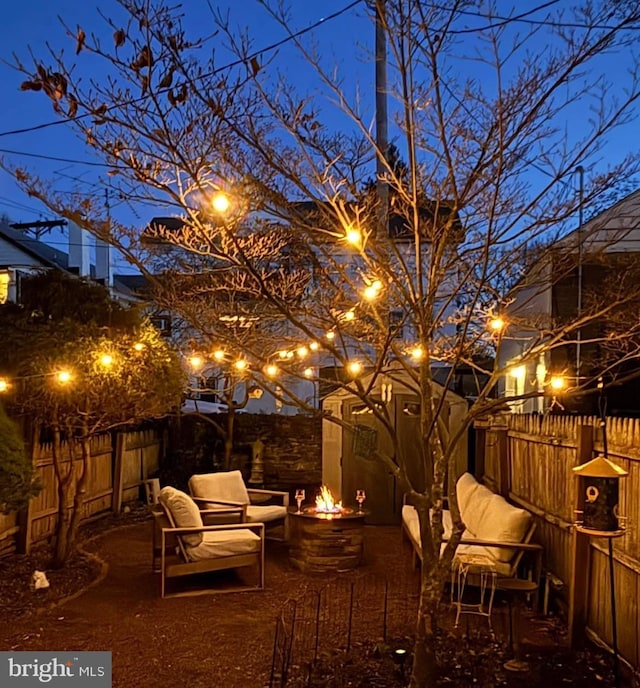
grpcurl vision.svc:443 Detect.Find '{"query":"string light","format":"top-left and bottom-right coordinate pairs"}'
top-left (309, 341), bottom-right (319, 351)
top-left (100, 354), bottom-right (114, 367)
top-left (347, 361), bottom-right (362, 376)
top-left (56, 370), bottom-right (72, 384)
top-left (234, 359), bottom-right (248, 371)
top-left (265, 364), bottom-right (278, 378)
top-left (343, 310), bottom-right (355, 322)
top-left (345, 227), bottom-right (361, 245)
top-left (211, 192), bottom-right (230, 214)
top-left (489, 316), bottom-right (505, 332)
top-left (189, 355), bottom-right (203, 370)
top-left (363, 279), bottom-right (383, 300)
top-left (303, 367), bottom-right (314, 378)
top-left (409, 346), bottom-right (424, 361)
top-left (213, 349), bottom-right (225, 361)
top-left (0, 379), bottom-right (9, 393)
top-left (549, 375), bottom-right (566, 391)
top-left (326, 331), bottom-right (335, 340)
top-left (297, 346), bottom-right (309, 358)
top-left (133, 342), bottom-right (145, 352)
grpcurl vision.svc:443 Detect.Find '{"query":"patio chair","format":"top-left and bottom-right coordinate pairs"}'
top-left (154, 486), bottom-right (265, 598)
top-left (188, 470), bottom-right (290, 541)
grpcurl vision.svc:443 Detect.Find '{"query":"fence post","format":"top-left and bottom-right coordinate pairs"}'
top-left (568, 423), bottom-right (593, 648)
top-left (494, 417), bottom-right (510, 498)
top-left (112, 432), bottom-right (125, 513)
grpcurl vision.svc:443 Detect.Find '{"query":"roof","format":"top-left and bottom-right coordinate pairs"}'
top-left (0, 222), bottom-right (70, 271)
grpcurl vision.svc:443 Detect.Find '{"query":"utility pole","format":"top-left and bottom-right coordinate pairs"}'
top-left (375, 0), bottom-right (389, 234)
top-left (576, 165), bottom-right (584, 385)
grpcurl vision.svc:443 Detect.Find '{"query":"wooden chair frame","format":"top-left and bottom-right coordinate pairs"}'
top-left (154, 503), bottom-right (265, 598)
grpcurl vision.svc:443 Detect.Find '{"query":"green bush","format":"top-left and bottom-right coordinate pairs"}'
top-left (0, 405), bottom-right (40, 514)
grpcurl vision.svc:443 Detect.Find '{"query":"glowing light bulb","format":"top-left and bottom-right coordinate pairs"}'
top-left (189, 356), bottom-right (203, 369)
top-left (0, 379), bottom-right (8, 393)
top-left (212, 192), bottom-right (230, 214)
top-left (265, 364), bottom-right (278, 377)
top-left (549, 375), bottom-right (565, 391)
top-left (100, 354), bottom-right (113, 367)
top-left (309, 341), bottom-right (319, 351)
top-left (234, 359), bottom-right (248, 371)
top-left (57, 370), bottom-right (72, 384)
top-left (303, 367), bottom-right (313, 378)
top-left (213, 349), bottom-right (225, 361)
top-left (347, 361), bottom-right (362, 376)
top-left (297, 346), bottom-right (309, 358)
top-left (133, 342), bottom-right (145, 352)
top-left (345, 227), bottom-right (361, 245)
top-left (344, 310), bottom-right (355, 322)
top-left (489, 316), bottom-right (505, 332)
top-left (326, 331), bottom-right (335, 340)
top-left (410, 346), bottom-right (424, 361)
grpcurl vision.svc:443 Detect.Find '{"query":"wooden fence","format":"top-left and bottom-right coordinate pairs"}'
top-left (0, 427), bottom-right (164, 557)
top-left (477, 413), bottom-right (640, 670)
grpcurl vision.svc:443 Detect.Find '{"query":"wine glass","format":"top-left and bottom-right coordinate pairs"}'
top-left (295, 488), bottom-right (306, 514)
top-left (356, 489), bottom-right (366, 513)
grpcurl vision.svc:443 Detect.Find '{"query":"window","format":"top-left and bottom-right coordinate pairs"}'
top-left (0, 271), bottom-right (10, 304)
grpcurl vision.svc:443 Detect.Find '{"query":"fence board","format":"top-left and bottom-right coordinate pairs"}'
top-left (478, 414), bottom-right (640, 673)
top-left (1, 427), bottom-right (164, 555)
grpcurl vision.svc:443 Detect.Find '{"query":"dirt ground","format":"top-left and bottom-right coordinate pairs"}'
top-left (0, 509), bottom-right (633, 688)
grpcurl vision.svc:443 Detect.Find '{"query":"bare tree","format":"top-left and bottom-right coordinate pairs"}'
top-left (5, 0), bottom-right (640, 683)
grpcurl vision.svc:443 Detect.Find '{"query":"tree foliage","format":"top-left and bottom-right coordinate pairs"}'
top-left (0, 403), bottom-right (40, 514)
top-left (6, 0), bottom-right (640, 682)
top-left (0, 271), bottom-right (185, 565)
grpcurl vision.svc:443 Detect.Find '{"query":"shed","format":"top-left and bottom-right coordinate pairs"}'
top-left (322, 367), bottom-right (468, 524)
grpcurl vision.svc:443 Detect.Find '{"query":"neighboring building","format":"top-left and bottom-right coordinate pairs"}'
top-left (0, 219), bottom-right (142, 308)
top-left (499, 189), bottom-right (640, 416)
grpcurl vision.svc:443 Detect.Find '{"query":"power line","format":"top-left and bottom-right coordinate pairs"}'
top-left (0, 147), bottom-right (110, 168)
top-left (0, 0), bottom-right (365, 140)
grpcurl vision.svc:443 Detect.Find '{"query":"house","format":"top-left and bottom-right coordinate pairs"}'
top-left (499, 189), bottom-right (640, 416)
top-left (0, 219), bottom-right (140, 307)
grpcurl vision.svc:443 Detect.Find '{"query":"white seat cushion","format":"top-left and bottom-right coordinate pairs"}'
top-left (460, 482), bottom-right (495, 537)
top-left (189, 471), bottom-right (250, 505)
top-left (473, 494), bottom-right (532, 563)
top-left (245, 504), bottom-right (288, 523)
top-left (159, 486), bottom-right (203, 547)
top-left (186, 528), bottom-right (261, 561)
top-left (445, 542), bottom-right (513, 576)
top-left (402, 505), bottom-right (463, 548)
top-left (456, 473), bottom-right (481, 516)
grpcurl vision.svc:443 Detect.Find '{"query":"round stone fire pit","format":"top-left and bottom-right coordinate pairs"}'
top-left (288, 507), bottom-right (366, 574)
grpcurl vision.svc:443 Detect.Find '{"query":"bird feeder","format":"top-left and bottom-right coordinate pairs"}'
top-left (572, 455), bottom-right (628, 534)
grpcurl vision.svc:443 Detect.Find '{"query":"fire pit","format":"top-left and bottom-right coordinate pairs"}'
top-left (288, 486), bottom-right (366, 574)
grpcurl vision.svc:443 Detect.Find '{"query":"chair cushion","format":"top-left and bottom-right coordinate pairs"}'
top-left (472, 494), bottom-right (532, 563)
top-left (159, 486), bottom-right (203, 547)
top-left (186, 528), bottom-right (261, 562)
top-left (456, 472), bottom-right (481, 517)
top-left (245, 504), bottom-right (288, 523)
top-left (460, 482), bottom-right (495, 537)
top-left (402, 505), bottom-right (463, 549)
top-left (189, 471), bottom-right (250, 505)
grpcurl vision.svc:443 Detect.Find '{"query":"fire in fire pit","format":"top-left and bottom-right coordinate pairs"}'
top-left (316, 485), bottom-right (343, 513)
top-left (301, 486), bottom-right (356, 519)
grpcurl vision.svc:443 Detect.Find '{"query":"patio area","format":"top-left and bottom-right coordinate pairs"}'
top-left (0, 516), bottom-right (625, 688)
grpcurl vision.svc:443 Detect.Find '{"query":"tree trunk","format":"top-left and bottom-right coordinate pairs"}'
top-left (223, 407), bottom-right (235, 471)
top-left (52, 431), bottom-right (89, 568)
top-left (409, 559), bottom-right (442, 688)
